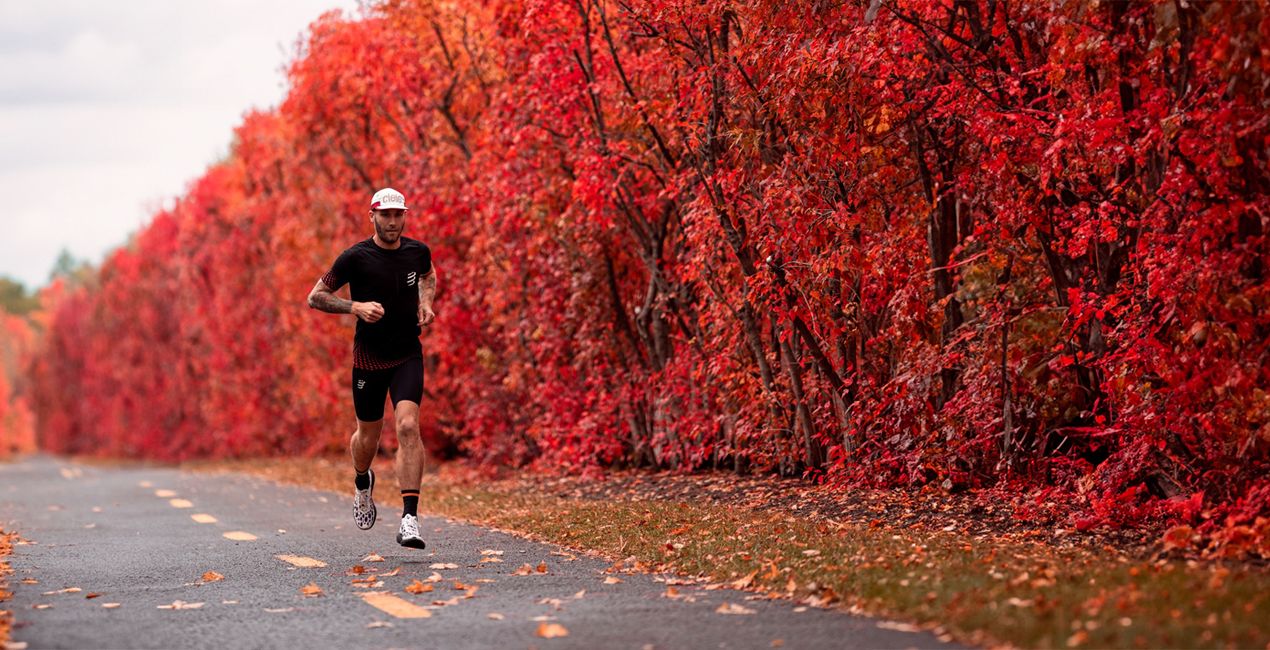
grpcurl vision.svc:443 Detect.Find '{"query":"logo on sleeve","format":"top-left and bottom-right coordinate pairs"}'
top-left (406, 271), bottom-right (417, 287)
top-left (357, 379), bottom-right (366, 390)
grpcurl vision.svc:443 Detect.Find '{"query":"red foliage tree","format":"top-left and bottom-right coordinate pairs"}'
top-left (27, 0), bottom-right (1269, 532)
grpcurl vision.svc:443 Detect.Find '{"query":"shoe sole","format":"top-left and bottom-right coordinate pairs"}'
top-left (354, 468), bottom-right (376, 531)
top-left (396, 533), bottom-right (427, 550)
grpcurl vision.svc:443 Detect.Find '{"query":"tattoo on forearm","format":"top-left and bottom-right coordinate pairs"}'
top-left (419, 269), bottom-right (437, 307)
top-left (308, 281), bottom-right (352, 314)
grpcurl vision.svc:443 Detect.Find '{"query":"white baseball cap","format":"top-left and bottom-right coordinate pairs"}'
top-left (370, 187), bottom-right (409, 211)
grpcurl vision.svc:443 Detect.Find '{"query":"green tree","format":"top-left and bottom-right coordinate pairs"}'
top-left (0, 277), bottom-right (37, 316)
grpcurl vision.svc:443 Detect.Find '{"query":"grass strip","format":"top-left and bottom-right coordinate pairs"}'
top-left (1, 529), bottom-right (14, 646)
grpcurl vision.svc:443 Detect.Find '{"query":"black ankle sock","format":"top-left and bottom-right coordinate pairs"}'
top-left (354, 469), bottom-right (371, 490)
top-left (402, 490), bottom-right (419, 517)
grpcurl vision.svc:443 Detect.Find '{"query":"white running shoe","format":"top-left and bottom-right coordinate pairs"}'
top-left (353, 468), bottom-right (376, 530)
top-left (396, 514), bottom-right (426, 549)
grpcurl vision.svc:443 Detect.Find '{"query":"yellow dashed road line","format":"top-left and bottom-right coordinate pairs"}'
top-left (169, 499), bottom-right (194, 508)
top-left (222, 531), bottom-right (258, 541)
top-left (190, 514), bottom-right (218, 524)
top-left (276, 555), bottom-right (328, 568)
top-left (154, 489), bottom-right (177, 498)
top-left (361, 592), bottom-right (433, 618)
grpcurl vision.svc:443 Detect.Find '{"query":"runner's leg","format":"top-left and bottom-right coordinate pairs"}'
top-left (393, 401), bottom-right (422, 502)
top-left (350, 367), bottom-right (391, 530)
top-left (350, 419), bottom-right (383, 474)
top-left (389, 357), bottom-right (426, 547)
top-left (388, 357), bottom-right (425, 503)
top-left (350, 366), bottom-right (391, 472)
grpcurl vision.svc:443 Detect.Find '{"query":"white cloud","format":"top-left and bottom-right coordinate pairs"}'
top-left (0, 0), bottom-right (362, 289)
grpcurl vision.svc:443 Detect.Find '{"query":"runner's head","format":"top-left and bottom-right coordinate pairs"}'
top-left (369, 188), bottom-right (409, 245)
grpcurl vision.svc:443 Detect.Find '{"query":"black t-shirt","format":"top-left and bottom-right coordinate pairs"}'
top-left (321, 237), bottom-right (432, 367)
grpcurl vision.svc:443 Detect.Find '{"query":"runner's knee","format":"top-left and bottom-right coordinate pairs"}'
top-left (356, 420), bottom-right (384, 438)
top-left (396, 412), bottom-right (419, 436)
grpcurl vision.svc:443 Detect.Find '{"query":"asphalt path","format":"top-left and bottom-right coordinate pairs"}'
top-left (1, 456), bottom-right (960, 649)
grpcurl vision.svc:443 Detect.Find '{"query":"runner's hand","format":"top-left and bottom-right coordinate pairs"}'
top-left (418, 304), bottom-right (436, 327)
top-left (352, 301), bottom-right (384, 323)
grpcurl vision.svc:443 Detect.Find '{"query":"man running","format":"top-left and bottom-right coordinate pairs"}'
top-left (307, 187), bottom-right (437, 549)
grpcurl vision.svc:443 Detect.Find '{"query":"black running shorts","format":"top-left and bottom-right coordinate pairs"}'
top-left (351, 357), bottom-right (424, 422)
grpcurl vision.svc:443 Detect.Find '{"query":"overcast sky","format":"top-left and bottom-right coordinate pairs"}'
top-left (0, 0), bottom-right (361, 290)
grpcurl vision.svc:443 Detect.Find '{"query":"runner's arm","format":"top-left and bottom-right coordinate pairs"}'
top-left (418, 266), bottom-right (437, 326)
top-left (309, 279), bottom-right (384, 322)
top-left (308, 279), bottom-right (352, 313)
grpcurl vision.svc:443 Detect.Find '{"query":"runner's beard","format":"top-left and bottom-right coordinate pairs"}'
top-left (375, 221), bottom-right (401, 243)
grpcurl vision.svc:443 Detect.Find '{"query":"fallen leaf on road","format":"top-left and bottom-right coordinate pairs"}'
top-left (432, 597), bottom-right (461, 607)
top-left (475, 578), bottom-right (497, 584)
top-left (381, 567), bottom-right (401, 577)
top-left (157, 600), bottom-right (204, 610)
top-left (480, 549), bottom-right (504, 556)
top-left (352, 579), bottom-right (384, 589)
top-left (429, 562), bottom-right (458, 569)
top-left (33, 604), bottom-right (52, 610)
top-left (513, 563), bottom-right (535, 576)
top-left (405, 580), bottom-right (434, 594)
top-left (424, 572), bottom-right (444, 583)
top-left (550, 551), bottom-right (578, 561)
top-left (300, 583), bottom-right (324, 597)
top-left (362, 553), bottom-right (385, 563)
top-left (367, 621), bottom-right (394, 629)
top-left (101, 603), bottom-right (121, 609)
top-left (573, 590), bottom-right (586, 599)
top-left (264, 607), bottom-right (294, 613)
top-left (663, 587), bottom-right (680, 598)
top-left (276, 555), bottom-right (326, 569)
top-left (20, 578), bottom-right (38, 585)
top-left (875, 621), bottom-right (921, 632)
top-left (536, 622), bottom-right (569, 638)
top-left (85, 593), bottom-right (102, 599)
top-left (806, 587), bottom-right (839, 607)
top-left (732, 570), bottom-right (758, 589)
top-left (488, 612), bottom-right (505, 620)
top-left (716, 603), bottom-right (757, 615)
top-left (42, 588), bottom-right (81, 595)
top-left (536, 562), bottom-right (548, 573)
top-left (603, 576), bottom-right (622, 584)
top-left (480, 557), bottom-right (504, 563)
top-left (201, 571), bottom-right (224, 583)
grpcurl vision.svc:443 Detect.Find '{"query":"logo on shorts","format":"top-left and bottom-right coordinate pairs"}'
top-left (357, 379), bottom-right (366, 389)
top-left (406, 271), bottom-right (417, 286)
